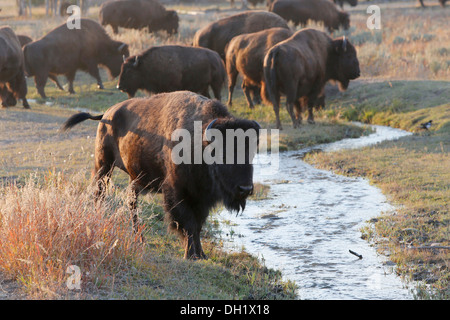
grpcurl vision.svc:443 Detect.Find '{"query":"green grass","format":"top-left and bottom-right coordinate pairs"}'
top-left (305, 80), bottom-right (450, 299)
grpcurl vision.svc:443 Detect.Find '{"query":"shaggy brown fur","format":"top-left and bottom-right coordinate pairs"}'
top-left (0, 27), bottom-right (29, 108)
top-left (117, 45), bottom-right (226, 100)
top-left (263, 28), bottom-right (360, 129)
top-left (193, 11), bottom-right (290, 60)
top-left (269, 0), bottom-right (350, 33)
top-left (23, 19), bottom-right (129, 99)
top-left (225, 27), bottom-right (293, 108)
top-left (61, 91), bottom-right (260, 259)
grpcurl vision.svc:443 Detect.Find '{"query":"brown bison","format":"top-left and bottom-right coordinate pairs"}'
top-left (23, 19), bottom-right (129, 99)
top-left (0, 27), bottom-right (29, 109)
top-left (269, 0), bottom-right (350, 33)
top-left (263, 28), bottom-right (360, 129)
top-left (61, 91), bottom-right (260, 259)
top-left (193, 11), bottom-right (290, 60)
top-left (117, 45), bottom-right (226, 100)
top-left (418, 0), bottom-right (447, 6)
top-left (225, 27), bottom-right (293, 109)
top-left (99, 0), bottom-right (178, 35)
top-left (333, 0), bottom-right (358, 9)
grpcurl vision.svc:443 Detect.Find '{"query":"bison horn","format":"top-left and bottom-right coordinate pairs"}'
top-left (133, 56), bottom-right (139, 67)
top-left (204, 119), bottom-right (218, 141)
top-left (122, 55), bottom-right (126, 63)
top-left (118, 43), bottom-right (126, 53)
top-left (342, 36), bottom-right (347, 52)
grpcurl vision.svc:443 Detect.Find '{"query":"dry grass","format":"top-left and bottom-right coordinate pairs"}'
top-left (0, 171), bottom-right (146, 298)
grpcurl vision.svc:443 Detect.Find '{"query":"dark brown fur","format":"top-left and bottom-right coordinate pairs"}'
top-left (99, 0), bottom-right (178, 35)
top-left (333, 0), bottom-right (358, 9)
top-left (0, 27), bottom-right (29, 108)
top-left (23, 19), bottom-right (129, 99)
top-left (269, 0), bottom-right (350, 33)
top-left (263, 28), bottom-right (360, 129)
top-left (225, 27), bottom-right (293, 108)
top-left (117, 45), bottom-right (226, 100)
top-left (418, 0), bottom-right (447, 6)
top-left (61, 91), bottom-right (260, 259)
top-left (193, 11), bottom-right (290, 60)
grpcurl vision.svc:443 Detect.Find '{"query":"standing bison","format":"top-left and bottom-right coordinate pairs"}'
top-left (418, 0), bottom-right (447, 7)
top-left (193, 11), bottom-right (290, 60)
top-left (269, 0), bottom-right (350, 33)
top-left (333, 0), bottom-right (358, 9)
top-left (61, 91), bottom-right (260, 259)
top-left (23, 19), bottom-right (129, 99)
top-left (0, 27), bottom-right (29, 109)
top-left (99, 0), bottom-right (179, 35)
top-left (263, 28), bottom-right (360, 129)
top-left (117, 45), bottom-right (226, 100)
top-left (225, 27), bottom-right (293, 109)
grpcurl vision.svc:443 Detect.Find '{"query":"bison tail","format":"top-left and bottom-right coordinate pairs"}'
top-left (262, 47), bottom-right (279, 106)
top-left (60, 112), bottom-right (103, 132)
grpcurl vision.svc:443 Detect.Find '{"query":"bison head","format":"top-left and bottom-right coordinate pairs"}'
top-left (117, 55), bottom-right (142, 98)
top-left (338, 12), bottom-right (350, 30)
top-left (204, 118), bottom-right (261, 213)
top-left (331, 36), bottom-right (360, 91)
top-left (0, 84), bottom-right (17, 107)
top-left (101, 41), bottom-right (129, 79)
top-left (163, 10), bottom-right (179, 35)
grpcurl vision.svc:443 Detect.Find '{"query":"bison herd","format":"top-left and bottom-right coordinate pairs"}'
top-left (1, 0), bottom-right (387, 259)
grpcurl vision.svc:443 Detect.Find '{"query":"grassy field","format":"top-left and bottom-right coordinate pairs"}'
top-left (0, 0), bottom-right (449, 299)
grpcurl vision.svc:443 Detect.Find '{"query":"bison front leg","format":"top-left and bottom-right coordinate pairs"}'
top-left (35, 74), bottom-right (48, 99)
top-left (86, 63), bottom-right (104, 90)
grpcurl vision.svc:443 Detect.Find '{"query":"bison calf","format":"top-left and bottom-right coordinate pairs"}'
top-left (23, 19), bottom-right (129, 99)
top-left (225, 27), bottom-right (293, 109)
top-left (0, 27), bottom-right (29, 109)
top-left (117, 45), bottom-right (226, 100)
top-left (263, 28), bottom-right (360, 129)
top-left (61, 91), bottom-right (260, 259)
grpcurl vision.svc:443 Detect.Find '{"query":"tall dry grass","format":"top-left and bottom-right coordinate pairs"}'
top-left (0, 171), bottom-right (145, 298)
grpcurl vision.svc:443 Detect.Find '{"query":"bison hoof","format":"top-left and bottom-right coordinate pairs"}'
top-left (97, 84), bottom-right (104, 90)
top-left (308, 119), bottom-right (315, 124)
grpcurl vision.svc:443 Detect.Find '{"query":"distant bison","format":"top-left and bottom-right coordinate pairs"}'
top-left (193, 11), bottom-right (290, 60)
top-left (269, 0), bottom-right (350, 33)
top-left (333, 0), bottom-right (358, 9)
top-left (418, 0), bottom-right (447, 6)
top-left (99, 0), bottom-right (179, 35)
top-left (117, 45), bottom-right (226, 100)
top-left (61, 91), bottom-right (260, 259)
top-left (0, 27), bottom-right (29, 108)
top-left (263, 28), bottom-right (360, 129)
top-left (23, 19), bottom-right (129, 99)
top-left (225, 27), bottom-right (293, 108)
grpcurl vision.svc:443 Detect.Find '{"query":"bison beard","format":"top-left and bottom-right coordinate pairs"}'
top-left (61, 92), bottom-right (259, 260)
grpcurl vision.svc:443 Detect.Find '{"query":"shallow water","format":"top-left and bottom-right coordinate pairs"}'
top-left (218, 124), bottom-right (414, 300)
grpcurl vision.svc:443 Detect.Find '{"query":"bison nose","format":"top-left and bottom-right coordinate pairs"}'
top-left (238, 185), bottom-right (253, 198)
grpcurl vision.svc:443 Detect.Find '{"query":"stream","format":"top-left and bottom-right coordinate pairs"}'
top-left (218, 124), bottom-right (414, 300)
